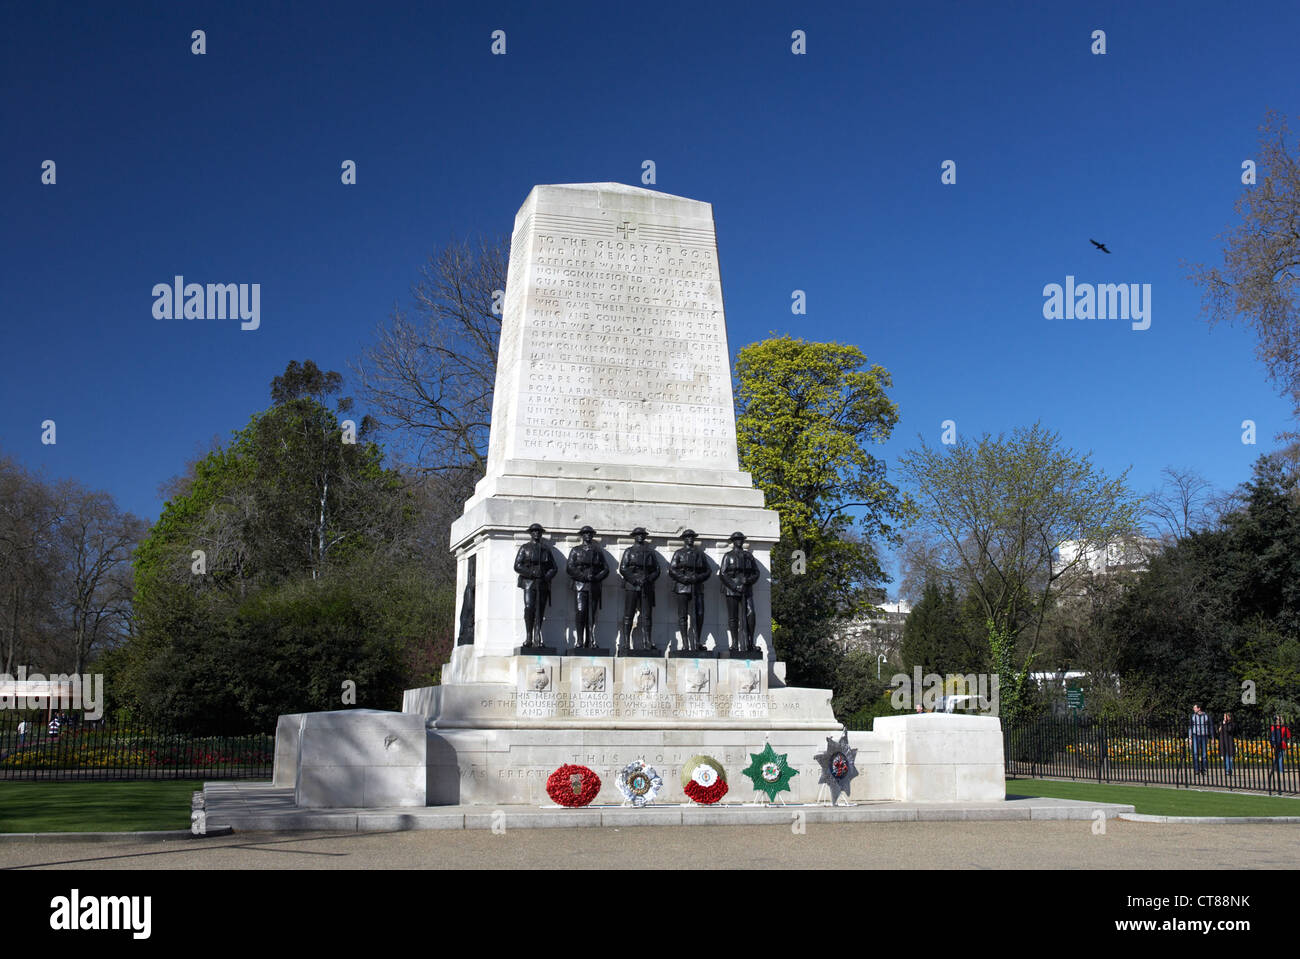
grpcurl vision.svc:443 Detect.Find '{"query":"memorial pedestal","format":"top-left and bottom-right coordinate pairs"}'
top-left (274, 184), bottom-right (1005, 810)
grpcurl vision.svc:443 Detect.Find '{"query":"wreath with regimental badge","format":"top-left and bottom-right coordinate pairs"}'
top-left (681, 755), bottom-right (728, 805)
top-left (741, 742), bottom-right (799, 802)
top-left (813, 733), bottom-right (858, 804)
top-left (545, 764), bottom-right (602, 807)
top-left (616, 759), bottom-right (663, 807)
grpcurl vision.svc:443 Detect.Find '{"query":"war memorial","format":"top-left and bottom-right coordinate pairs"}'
top-left (275, 183), bottom-right (1004, 812)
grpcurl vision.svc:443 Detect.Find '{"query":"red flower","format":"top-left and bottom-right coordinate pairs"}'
top-left (684, 779), bottom-right (729, 805)
top-left (545, 764), bottom-right (602, 807)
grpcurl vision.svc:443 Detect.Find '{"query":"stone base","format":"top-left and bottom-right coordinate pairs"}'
top-left (619, 647), bottom-right (665, 657)
top-left (294, 709), bottom-right (427, 808)
top-left (426, 727), bottom-right (895, 806)
top-left (513, 645), bottom-right (560, 656)
top-left (873, 714), bottom-right (1005, 802)
top-left (404, 654), bottom-right (817, 730)
top-left (668, 648), bottom-right (715, 658)
top-left (272, 713), bottom-right (305, 787)
top-left (722, 647), bottom-right (764, 659)
top-left (275, 691), bottom-right (1005, 809)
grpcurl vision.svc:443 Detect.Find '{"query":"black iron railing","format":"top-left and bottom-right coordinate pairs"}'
top-left (0, 711), bottom-right (273, 781)
top-left (1004, 713), bottom-right (1298, 795)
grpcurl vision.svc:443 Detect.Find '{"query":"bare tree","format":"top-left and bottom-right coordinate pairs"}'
top-left (1145, 466), bottom-right (1215, 542)
top-left (0, 457), bottom-right (59, 673)
top-left (0, 459), bottom-right (144, 674)
top-left (51, 482), bottom-right (146, 673)
top-left (1187, 110), bottom-right (1300, 424)
top-left (353, 237), bottom-right (507, 484)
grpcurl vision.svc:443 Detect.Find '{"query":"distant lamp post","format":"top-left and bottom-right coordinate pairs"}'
top-left (877, 653), bottom-right (887, 679)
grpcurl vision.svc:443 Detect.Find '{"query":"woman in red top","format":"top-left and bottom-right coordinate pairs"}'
top-left (1269, 715), bottom-right (1291, 775)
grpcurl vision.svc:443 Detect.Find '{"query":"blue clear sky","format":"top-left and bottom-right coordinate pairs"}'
top-left (4, 1), bottom-right (1297, 592)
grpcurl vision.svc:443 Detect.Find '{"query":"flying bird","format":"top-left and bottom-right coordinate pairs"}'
top-left (1090, 239), bottom-right (1111, 253)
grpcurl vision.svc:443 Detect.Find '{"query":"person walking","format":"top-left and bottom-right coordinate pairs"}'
top-left (1188, 703), bottom-right (1211, 776)
top-left (1218, 712), bottom-right (1237, 776)
top-left (1268, 714), bottom-right (1291, 782)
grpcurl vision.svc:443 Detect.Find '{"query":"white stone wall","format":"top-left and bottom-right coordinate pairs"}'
top-left (873, 713), bottom-right (1005, 802)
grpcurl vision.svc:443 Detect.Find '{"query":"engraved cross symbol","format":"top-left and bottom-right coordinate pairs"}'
top-left (616, 219), bottom-right (637, 239)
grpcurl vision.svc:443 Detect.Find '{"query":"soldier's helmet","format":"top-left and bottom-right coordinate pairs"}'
top-left (729, 531), bottom-right (746, 543)
top-left (527, 523), bottom-right (545, 534)
top-left (578, 525), bottom-right (596, 536)
top-left (631, 526), bottom-right (648, 538)
top-left (681, 528), bottom-right (697, 540)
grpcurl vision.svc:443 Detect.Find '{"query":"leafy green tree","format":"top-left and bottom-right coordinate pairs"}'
top-left (831, 648), bottom-right (894, 724)
top-left (120, 362), bottom-right (447, 728)
top-left (900, 581), bottom-right (986, 676)
top-left (733, 336), bottom-right (912, 688)
top-left (897, 423), bottom-right (1142, 721)
top-left (1107, 455), bottom-right (1300, 719)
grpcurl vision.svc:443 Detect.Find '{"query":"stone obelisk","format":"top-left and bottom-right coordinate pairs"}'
top-left (448, 183), bottom-right (779, 666)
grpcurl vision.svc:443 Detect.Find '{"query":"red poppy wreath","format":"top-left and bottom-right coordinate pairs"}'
top-left (546, 764), bottom-right (602, 807)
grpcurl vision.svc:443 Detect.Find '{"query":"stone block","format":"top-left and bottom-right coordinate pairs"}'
top-left (295, 710), bottom-right (427, 808)
top-left (272, 713), bottom-right (305, 788)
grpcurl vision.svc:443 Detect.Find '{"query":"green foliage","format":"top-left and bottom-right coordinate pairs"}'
top-left (989, 618), bottom-right (1034, 723)
top-left (734, 336), bottom-right (907, 546)
top-left (733, 336), bottom-right (911, 688)
top-left (843, 695), bottom-right (904, 730)
top-left (120, 361), bottom-right (451, 729)
top-left (898, 422), bottom-right (1141, 715)
top-left (900, 581), bottom-right (988, 675)
top-left (1107, 454), bottom-right (1300, 718)
top-left (830, 649), bottom-right (895, 723)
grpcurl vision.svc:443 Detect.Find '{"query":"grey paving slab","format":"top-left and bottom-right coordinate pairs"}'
top-left (200, 780), bottom-right (1136, 833)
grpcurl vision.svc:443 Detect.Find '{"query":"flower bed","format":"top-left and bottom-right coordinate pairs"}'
top-left (1062, 736), bottom-right (1282, 766)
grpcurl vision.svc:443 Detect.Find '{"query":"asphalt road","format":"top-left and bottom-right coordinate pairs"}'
top-left (2, 820), bottom-right (1296, 869)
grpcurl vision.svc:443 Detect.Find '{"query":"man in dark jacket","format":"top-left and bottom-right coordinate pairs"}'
top-left (1218, 712), bottom-right (1237, 776)
top-left (514, 523), bottom-right (557, 647)
top-left (720, 531), bottom-right (760, 654)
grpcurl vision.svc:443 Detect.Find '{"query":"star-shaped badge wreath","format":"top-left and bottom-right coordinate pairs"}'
top-left (741, 742), bottom-right (798, 802)
top-left (813, 733), bottom-right (858, 804)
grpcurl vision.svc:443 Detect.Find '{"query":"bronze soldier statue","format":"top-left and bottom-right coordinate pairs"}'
top-left (456, 555), bottom-right (476, 646)
top-left (619, 527), bottom-right (661, 652)
top-left (566, 526), bottom-right (609, 650)
top-left (513, 523), bottom-right (557, 648)
top-left (668, 529), bottom-right (712, 652)
top-left (719, 531), bottom-right (760, 654)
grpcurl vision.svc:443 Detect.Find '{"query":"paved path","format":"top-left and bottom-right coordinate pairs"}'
top-left (2, 820), bottom-right (1296, 869)
top-left (198, 782), bottom-right (1134, 830)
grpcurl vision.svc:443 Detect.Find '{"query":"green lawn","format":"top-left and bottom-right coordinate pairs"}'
top-left (0, 780), bottom-right (201, 832)
top-left (1007, 777), bottom-right (1300, 817)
